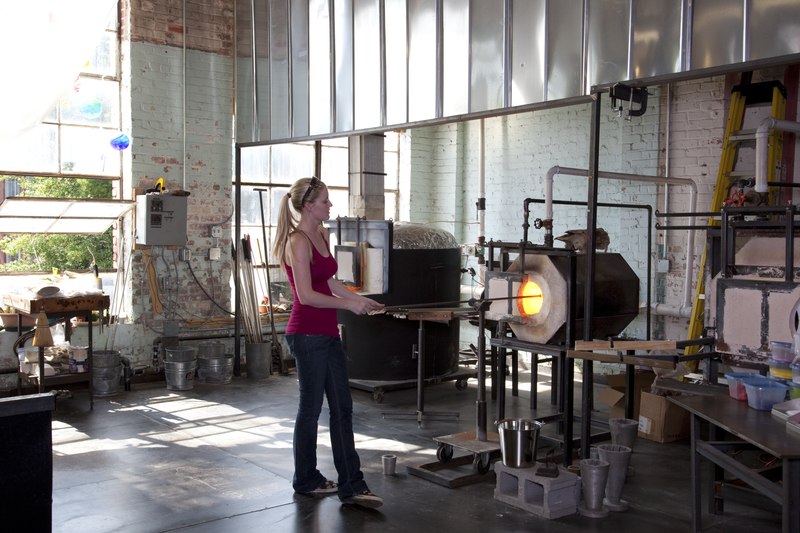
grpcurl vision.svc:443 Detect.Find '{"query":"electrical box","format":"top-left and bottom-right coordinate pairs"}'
top-left (136, 194), bottom-right (188, 246)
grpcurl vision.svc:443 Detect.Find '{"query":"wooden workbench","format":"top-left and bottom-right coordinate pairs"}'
top-left (4, 293), bottom-right (110, 410)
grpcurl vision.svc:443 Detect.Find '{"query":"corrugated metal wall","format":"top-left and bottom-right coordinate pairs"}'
top-left (235, 0), bottom-right (800, 144)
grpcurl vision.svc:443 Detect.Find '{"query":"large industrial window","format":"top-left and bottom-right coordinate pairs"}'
top-left (0, 5), bottom-right (126, 274)
top-left (237, 132), bottom-right (402, 266)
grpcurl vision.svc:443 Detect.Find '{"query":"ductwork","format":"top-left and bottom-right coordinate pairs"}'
top-left (544, 165), bottom-right (698, 313)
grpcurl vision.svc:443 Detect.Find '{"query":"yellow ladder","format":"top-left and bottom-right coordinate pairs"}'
top-left (685, 81), bottom-right (786, 355)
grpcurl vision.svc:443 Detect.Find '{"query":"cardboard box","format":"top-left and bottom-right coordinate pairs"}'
top-left (637, 391), bottom-right (690, 443)
top-left (596, 371), bottom-right (656, 421)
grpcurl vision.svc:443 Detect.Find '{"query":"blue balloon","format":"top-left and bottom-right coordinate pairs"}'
top-left (110, 133), bottom-right (130, 150)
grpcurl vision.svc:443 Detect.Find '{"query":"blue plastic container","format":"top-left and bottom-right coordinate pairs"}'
top-left (744, 379), bottom-right (789, 411)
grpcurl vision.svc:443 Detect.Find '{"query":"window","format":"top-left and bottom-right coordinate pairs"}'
top-left (237, 134), bottom-right (402, 265)
top-left (0, 6), bottom-right (127, 272)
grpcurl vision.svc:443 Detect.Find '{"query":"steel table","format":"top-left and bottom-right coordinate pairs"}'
top-left (668, 394), bottom-right (800, 533)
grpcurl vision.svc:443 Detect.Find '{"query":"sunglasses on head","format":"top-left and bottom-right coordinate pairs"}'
top-left (301, 177), bottom-right (321, 206)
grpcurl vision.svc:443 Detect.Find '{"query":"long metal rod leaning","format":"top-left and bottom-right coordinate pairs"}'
top-left (379, 294), bottom-right (531, 313)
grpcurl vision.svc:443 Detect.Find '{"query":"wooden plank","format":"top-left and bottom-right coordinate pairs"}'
top-left (574, 340), bottom-right (613, 350)
top-left (407, 310), bottom-right (455, 321)
top-left (567, 350), bottom-right (677, 369)
top-left (612, 340), bottom-right (677, 350)
top-left (574, 339), bottom-right (678, 351)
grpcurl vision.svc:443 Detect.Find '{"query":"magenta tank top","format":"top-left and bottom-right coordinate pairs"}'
top-left (285, 237), bottom-right (340, 337)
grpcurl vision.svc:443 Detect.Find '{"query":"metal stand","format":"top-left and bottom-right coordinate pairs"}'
top-left (382, 318), bottom-right (460, 426)
top-left (407, 300), bottom-right (501, 487)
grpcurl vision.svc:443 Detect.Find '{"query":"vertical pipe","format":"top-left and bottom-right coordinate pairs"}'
top-left (379, 0), bottom-right (386, 126)
top-left (476, 302), bottom-right (487, 442)
top-left (250, 0), bottom-right (259, 140)
top-left (182, 0), bottom-right (187, 190)
top-left (435, 0), bottom-right (443, 118)
top-left (646, 206), bottom-right (652, 339)
top-left (786, 205), bottom-right (794, 283)
top-left (662, 83), bottom-right (672, 261)
top-left (234, 146), bottom-right (242, 376)
top-left (563, 251), bottom-right (577, 465)
top-left (581, 92), bottom-right (602, 458)
top-left (478, 119), bottom-right (486, 268)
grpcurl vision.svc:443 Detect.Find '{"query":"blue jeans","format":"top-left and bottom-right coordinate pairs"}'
top-left (286, 334), bottom-right (368, 499)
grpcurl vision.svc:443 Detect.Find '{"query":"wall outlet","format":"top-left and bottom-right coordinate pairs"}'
top-left (179, 248), bottom-right (191, 262)
top-left (211, 226), bottom-right (223, 238)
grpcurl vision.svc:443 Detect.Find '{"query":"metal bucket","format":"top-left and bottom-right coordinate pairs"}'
top-left (165, 360), bottom-right (197, 390)
top-left (497, 418), bottom-right (545, 468)
top-left (197, 354), bottom-right (234, 384)
top-left (245, 342), bottom-right (271, 380)
top-left (92, 350), bottom-right (121, 397)
top-left (165, 346), bottom-right (197, 362)
top-left (198, 342), bottom-right (226, 359)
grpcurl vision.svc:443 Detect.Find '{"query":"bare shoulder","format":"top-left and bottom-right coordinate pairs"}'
top-left (288, 231), bottom-right (312, 263)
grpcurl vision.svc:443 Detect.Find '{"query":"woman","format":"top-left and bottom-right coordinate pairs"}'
top-left (272, 176), bottom-right (385, 509)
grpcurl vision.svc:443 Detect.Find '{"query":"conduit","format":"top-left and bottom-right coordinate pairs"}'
top-left (544, 165), bottom-right (697, 316)
top-left (755, 118), bottom-right (800, 193)
top-left (478, 119), bottom-right (486, 274)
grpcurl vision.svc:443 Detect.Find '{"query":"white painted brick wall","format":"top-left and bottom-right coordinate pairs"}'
top-left (411, 72), bottom-right (791, 345)
top-left (124, 41), bottom-right (234, 367)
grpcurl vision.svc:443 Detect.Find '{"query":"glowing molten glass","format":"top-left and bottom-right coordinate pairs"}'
top-left (518, 281), bottom-right (543, 316)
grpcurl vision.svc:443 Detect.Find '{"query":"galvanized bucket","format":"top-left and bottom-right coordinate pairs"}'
top-left (197, 353), bottom-right (234, 384)
top-left (165, 360), bottom-right (196, 390)
top-left (497, 418), bottom-right (545, 468)
top-left (92, 350), bottom-right (121, 397)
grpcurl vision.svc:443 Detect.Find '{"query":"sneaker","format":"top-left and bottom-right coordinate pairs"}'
top-left (298, 479), bottom-right (338, 496)
top-left (341, 490), bottom-right (383, 509)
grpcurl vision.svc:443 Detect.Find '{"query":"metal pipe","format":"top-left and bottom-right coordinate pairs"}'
top-left (755, 118), bottom-right (800, 193)
top-left (545, 165), bottom-right (698, 309)
top-left (582, 93), bottom-right (602, 459)
top-left (478, 119), bottom-right (486, 269)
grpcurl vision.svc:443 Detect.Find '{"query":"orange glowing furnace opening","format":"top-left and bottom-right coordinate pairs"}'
top-left (518, 280), bottom-right (543, 316)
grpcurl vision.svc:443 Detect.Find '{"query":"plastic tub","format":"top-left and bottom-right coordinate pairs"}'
top-left (770, 341), bottom-right (794, 362)
top-left (768, 358), bottom-right (792, 380)
top-left (744, 379), bottom-right (789, 411)
top-left (792, 363), bottom-right (800, 384)
top-left (724, 372), bottom-right (765, 401)
top-left (788, 381), bottom-right (800, 400)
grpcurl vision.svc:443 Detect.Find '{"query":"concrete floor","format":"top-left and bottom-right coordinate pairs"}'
top-left (49, 368), bottom-right (782, 533)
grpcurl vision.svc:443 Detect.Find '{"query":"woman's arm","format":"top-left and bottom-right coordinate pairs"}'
top-left (328, 278), bottom-right (384, 313)
top-left (288, 232), bottom-right (382, 315)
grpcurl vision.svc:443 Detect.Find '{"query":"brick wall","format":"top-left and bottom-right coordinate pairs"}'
top-left (122, 0), bottom-right (234, 367)
top-left (410, 98), bottom-right (662, 341)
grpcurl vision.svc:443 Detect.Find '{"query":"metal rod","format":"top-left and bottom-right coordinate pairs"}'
top-left (476, 302), bottom-right (488, 442)
top-left (786, 204), bottom-right (795, 283)
top-left (233, 146), bottom-right (242, 376)
top-left (581, 92), bottom-right (602, 459)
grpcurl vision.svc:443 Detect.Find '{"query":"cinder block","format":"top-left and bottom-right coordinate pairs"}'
top-left (493, 461), bottom-right (579, 519)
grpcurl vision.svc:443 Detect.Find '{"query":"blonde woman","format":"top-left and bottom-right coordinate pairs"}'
top-left (272, 177), bottom-right (385, 508)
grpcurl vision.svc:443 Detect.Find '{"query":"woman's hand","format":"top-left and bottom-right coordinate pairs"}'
top-left (347, 296), bottom-right (384, 316)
